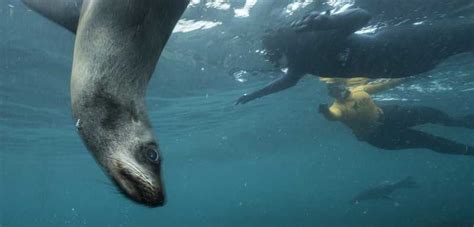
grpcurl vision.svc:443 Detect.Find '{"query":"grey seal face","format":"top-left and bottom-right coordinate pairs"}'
top-left (22, 0), bottom-right (190, 207)
top-left (74, 90), bottom-right (165, 207)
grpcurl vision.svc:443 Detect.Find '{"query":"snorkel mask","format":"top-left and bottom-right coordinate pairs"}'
top-left (328, 84), bottom-right (351, 100)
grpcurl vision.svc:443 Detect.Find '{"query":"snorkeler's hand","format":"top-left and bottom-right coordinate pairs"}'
top-left (235, 93), bottom-right (255, 105)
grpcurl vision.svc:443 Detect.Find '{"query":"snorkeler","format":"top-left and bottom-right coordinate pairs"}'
top-left (236, 8), bottom-right (474, 104)
top-left (318, 78), bottom-right (474, 156)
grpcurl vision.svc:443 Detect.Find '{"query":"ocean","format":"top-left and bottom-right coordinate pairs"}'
top-left (1, 0), bottom-right (473, 226)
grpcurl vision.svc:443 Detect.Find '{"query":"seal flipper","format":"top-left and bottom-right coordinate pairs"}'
top-left (21, 0), bottom-right (82, 33)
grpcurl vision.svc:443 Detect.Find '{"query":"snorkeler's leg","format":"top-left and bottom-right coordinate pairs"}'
top-left (354, 22), bottom-right (473, 78)
top-left (375, 22), bottom-right (474, 76)
top-left (379, 105), bottom-right (473, 128)
top-left (236, 70), bottom-right (305, 105)
top-left (292, 8), bottom-right (371, 35)
top-left (367, 128), bottom-right (474, 156)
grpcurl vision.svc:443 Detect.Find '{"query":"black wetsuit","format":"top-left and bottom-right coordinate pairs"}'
top-left (321, 23), bottom-right (474, 78)
top-left (364, 105), bottom-right (474, 155)
top-left (236, 8), bottom-right (474, 104)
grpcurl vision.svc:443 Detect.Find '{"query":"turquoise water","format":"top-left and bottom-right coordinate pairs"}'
top-left (1, 1), bottom-right (474, 226)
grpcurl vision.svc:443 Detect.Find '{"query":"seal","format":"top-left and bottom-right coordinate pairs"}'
top-left (351, 177), bottom-right (417, 204)
top-left (22, 0), bottom-right (190, 207)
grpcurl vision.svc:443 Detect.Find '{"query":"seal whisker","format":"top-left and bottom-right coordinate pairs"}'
top-left (102, 155), bottom-right (154, 186)
top-left (92, 177), bottom-right (126, 198)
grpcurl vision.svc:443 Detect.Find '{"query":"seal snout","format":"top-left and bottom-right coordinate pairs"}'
top-left (115, 167), bottom-right (165, 207)
top-left (149, 190), bottom-right (166, 207)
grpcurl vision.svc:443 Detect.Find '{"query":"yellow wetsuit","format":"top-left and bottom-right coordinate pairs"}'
top-left (322, 78), bottom-right (404, 139)
top-left (319, 78), bottom-right (474, 156)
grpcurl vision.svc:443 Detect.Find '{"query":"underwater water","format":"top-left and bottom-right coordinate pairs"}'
top-left (1, 0), bottom-right (474, 226)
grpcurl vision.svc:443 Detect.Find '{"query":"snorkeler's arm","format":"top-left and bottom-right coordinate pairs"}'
top-left (236, 70), bottom-right (305, 105)
top-left (292, 8), bottom-right (371, 35)
top-left (360, 78), bottom-right (405, 94)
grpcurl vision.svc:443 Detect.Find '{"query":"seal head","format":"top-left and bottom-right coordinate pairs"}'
top-left (68, 0), bottom-right (189, 207)
top-left (22, 0), bottom-right (190, 207)
top-left (75, 89), bottom-right (165, 206)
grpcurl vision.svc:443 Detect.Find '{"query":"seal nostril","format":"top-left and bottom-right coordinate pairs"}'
top-left (141, 190), bottom-right (165, 207)
top-left (116, 169), bottom-right (166, 207)
top-left (157, 191), bottom-right (165, 206)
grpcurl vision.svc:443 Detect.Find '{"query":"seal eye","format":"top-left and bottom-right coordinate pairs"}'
top-left (146, 148), bottom-right (159, 162)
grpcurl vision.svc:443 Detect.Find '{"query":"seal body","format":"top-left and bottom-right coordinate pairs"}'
top-left (351, 177), bottom-right (417, 204)
top-left (23, 0), bottom-right (189, 207)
